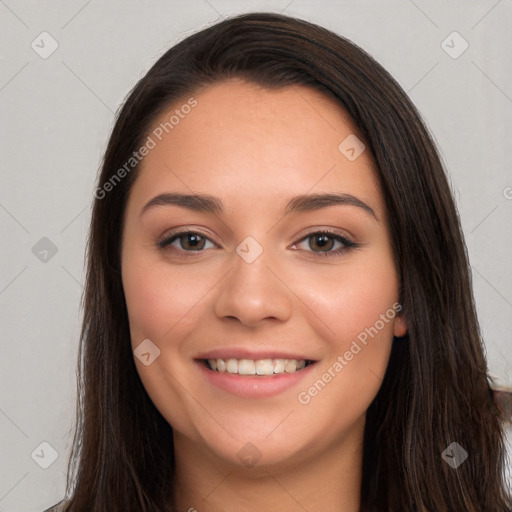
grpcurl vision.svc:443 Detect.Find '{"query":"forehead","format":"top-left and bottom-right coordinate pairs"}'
top-left (129, 79), bottom-right (384, 220)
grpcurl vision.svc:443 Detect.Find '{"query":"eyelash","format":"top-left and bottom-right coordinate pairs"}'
top-left (156, 229), bottom-right (359, 258)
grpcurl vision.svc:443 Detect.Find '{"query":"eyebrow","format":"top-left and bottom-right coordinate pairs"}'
top-left (140, 192), bottom-right (377, 219)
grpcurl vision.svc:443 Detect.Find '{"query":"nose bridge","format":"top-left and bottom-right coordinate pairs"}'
top-left (213, 234), bottom-right (293, 325)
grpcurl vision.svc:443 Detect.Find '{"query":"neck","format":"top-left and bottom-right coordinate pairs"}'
top-left (171, 420), bottom-right (364, 512)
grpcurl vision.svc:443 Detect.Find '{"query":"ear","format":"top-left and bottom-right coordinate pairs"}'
top-left (393, 308), bottom-right (407, 338)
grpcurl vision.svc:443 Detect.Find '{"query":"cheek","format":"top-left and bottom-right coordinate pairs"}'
top-left (292, 253), bottom-right (399, 408)
top-left (121, 253), bottom-right (209, 435)
top-left (122, 254), bottom-right (211, 344)
top-left (301, 255), bottom-right (399, 347)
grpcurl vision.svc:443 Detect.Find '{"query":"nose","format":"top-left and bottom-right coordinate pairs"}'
top-left (213, 243), bottom-right (293, 327)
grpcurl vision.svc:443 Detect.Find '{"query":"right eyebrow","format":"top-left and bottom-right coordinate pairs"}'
top-left (140, 193), bottom-right (222, 217)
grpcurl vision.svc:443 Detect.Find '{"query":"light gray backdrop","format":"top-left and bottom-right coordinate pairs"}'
top-left (1, 1), bottom-right (511, 510)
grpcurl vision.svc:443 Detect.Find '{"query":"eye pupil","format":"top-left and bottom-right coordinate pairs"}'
top-left (182, 234), bottom-right (204, 250)
top-left (310, 234), bottom-right (334, 252)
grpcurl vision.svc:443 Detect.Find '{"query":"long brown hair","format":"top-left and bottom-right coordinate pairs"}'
top-left (59, 12), bottom-right (511, 511)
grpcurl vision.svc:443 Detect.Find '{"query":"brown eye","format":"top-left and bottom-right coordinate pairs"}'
top-left (177, 233), bottom-right (206, 251)
top-left (157, 231), bottom-right (215, 252)
top-left (308, 234), bottom-right (335, 252)
top-left (293, 231), bottom-right (358, 258)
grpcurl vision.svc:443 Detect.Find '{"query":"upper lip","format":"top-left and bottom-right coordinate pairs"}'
top-left (194, 347), bottom-right (317, 361)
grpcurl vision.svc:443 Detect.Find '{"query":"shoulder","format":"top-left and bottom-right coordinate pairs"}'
top-left (43, 501), bottom-right (67, 512)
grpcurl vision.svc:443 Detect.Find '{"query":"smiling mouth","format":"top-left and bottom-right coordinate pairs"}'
top-left (201, 358), bottom-right (315, 376)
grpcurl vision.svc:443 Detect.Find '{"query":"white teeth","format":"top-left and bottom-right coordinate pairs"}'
top-left (238, 359), bottom-right (256, 375)
top-left (284, 360), bottom-right (297, 373)
top-left (205, 357), bottom-right (311, 375)
top-left (273, 359), bottom-right (285, 373)
top-left (255, 359), bottom-right (274, 375)
top-left (226, 358), bottom-right (238, 374)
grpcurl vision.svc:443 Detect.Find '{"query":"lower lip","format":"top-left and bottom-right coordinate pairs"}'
top-left (196, 360), bottom-right (317, 398)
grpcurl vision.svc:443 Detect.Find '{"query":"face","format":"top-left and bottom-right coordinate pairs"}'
top-left (121, 79), bottom-right (406, 471)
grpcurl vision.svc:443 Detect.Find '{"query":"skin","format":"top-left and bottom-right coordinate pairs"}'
top-left (121, 79), bottom-right (407, 511)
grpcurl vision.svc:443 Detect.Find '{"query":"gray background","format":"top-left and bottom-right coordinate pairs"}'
top-left (1, 0), bottom-right (511, 509)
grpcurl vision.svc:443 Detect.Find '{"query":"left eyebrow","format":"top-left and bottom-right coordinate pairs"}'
top-left (140, 192), bottom-right (377, 220)
top-left (283, 192), bottom-right (377, 219)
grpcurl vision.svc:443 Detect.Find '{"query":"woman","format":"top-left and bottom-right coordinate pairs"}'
top-left (47, 12), bottom-right (511, 512)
